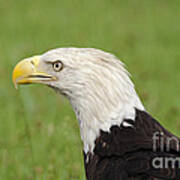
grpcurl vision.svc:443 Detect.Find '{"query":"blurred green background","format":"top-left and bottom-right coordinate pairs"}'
top-left (0, 0), bottom-right (180, 179)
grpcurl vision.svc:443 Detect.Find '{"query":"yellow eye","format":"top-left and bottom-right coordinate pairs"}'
top-left (53, 61), bottom-right (63, 72)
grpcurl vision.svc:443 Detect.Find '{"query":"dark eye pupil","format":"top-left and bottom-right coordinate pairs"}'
top-left (55, 64), bottom-right (59, 68)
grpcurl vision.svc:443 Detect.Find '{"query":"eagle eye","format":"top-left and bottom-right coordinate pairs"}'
top-left (53, 61), bottom-right (63, 72)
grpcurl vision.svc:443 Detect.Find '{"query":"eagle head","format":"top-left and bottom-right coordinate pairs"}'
top-left (12, 47), bottom-right (144, 153)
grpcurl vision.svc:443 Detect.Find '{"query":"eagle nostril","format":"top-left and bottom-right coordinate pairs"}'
top-left (31, 60), bottom-right (35, 66)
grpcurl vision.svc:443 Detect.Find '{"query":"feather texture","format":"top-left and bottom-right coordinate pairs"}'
top-left (84, 109), bottom-right (180, 180)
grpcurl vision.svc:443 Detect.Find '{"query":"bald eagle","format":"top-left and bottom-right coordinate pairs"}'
top-left (13, 48), bottom-right (180, 180)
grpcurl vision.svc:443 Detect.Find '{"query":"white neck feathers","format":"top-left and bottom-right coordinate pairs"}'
top-left (66, 52), bottom-right (144, 154)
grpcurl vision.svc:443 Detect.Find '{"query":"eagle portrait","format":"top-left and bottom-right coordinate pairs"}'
top-left (13, 48), bottom-right (180, 180)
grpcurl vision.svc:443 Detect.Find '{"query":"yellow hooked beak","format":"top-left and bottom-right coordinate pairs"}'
top-left (12, 56), bottom-right (56, 89)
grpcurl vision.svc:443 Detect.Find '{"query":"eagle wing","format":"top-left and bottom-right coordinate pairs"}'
top-left (85, 109), bottom-right (180, 180)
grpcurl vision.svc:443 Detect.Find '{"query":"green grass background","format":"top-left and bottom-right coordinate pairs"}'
top-left (0, 0), bottom-right (180, 179)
